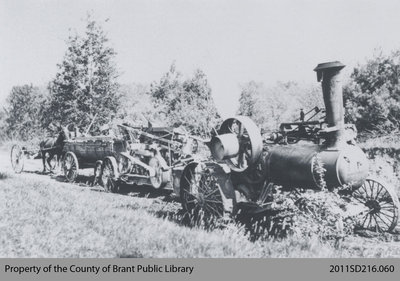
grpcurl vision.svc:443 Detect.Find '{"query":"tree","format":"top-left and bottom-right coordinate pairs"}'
top-left (150, 64), bottom-right (221, 136)
top-left (4, 85), bottom-right (47, 140)
top-left (237, 81), bottom-right (324, 132)
top-left (149, 63), bottom-right (182, 124)
top-left (343, 50), bottom-right (400, 133)
top-left (237, 81), bottom-right (259, 117)
top-left (0, 108), bottom-right (6, 139)
top-left (47, 15), bottom-right (120, 132)
top-left (118, 83), bottom-right (157, 126)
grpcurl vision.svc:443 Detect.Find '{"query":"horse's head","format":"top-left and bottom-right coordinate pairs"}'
top-left (55, 126), bottom-right (68, 147)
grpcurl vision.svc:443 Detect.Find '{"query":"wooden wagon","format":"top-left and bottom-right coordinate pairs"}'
top-left (62, 124), bottom-right (199, 194)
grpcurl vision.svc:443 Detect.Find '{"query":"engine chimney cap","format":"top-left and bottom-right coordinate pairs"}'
top-left (314, 61), bottom-right (345, 72)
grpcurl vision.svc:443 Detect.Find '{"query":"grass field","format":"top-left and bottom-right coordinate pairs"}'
top-left (1, 145), bottom-right (400, 258)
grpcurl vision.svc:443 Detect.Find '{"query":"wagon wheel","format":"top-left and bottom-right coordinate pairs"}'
top-left (180, 163), bottom-right (225, 218)
top-left (353, 178), bottom-right (399, 232)
top-left (241, 156), bottom-right (267, 184)
top-left (10, 144), bottom-right (25, 173)
top-left (63, 151), bottom-right (79, 182)
top-left (101, 157), bottom-right (119, 193)
top-left (93, 160), bottom-right (103, 186)
top-left (219, 116), bottom-right (263, 172)
top-left (149, 157), bottom-right (167, 189)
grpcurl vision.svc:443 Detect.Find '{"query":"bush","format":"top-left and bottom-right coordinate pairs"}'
top-left (237, 81), bottom-right (324, 132)
top-left (149, 64), bottom-right (221, 137)
top-left (3, 85), bottom-right (47, 141)
top-left (344, 50), bottom-right (400, 134)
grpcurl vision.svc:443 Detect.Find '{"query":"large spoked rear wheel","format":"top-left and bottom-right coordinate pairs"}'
top-left (63, 151), bottom-right (79, 182)
top-left (180, 163), bottom-right (225, 219)
top-left (353, 178), bottom-right (399, 232)
top-left (101, 157), bottom-right (119, 193)
top-left (10, 144), bottom-right (25, 173)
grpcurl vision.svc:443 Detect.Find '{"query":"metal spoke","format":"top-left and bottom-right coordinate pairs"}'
top-left (184, 175), bottom-right (192, 186)
top-left (183, 189), bottom-right (197, 199)
top-left (361, 182), bottom-right (369, 199)
top-left (380, 203), bottom-right (395, 209)
top-left (377, 191), bottom-right (390, 202)
top-left (371, 180), bottom-right (375, 199)
top-left (374, 184), bottom-right (383, 200)
top-left (205, 188), bottom-right (219, 198)
top-left (204, 199), bottom-right (223, 204)
top-left (375, 214), bottom-right (390, 228)
top-left (352, 194), bottom-right (366, 205)
top-left (366, 214), bottom-right (373, 229)
top-left (204, 203), bottom-right (222, 217)
top-left (199, 175), bottom-right (211, 191)
top-left (372, 215), bottom-right (382, 232)
top-left (378, 209), bottom-right (395, 220)
top-left (361, 214), bottom-right (369, 228)
top-left (377, 212), bottom-right (394, 224)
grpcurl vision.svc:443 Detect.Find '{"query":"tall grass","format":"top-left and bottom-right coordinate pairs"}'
top-left (0, 135), bottom-right (399, 258)
top-left (1, 172), bottom-right (399, 258)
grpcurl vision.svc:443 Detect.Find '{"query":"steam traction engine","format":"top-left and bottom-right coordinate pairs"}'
top-left (179, 62), bottom-right (400, 233)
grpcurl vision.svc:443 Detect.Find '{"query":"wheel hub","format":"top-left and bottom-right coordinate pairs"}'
top-left (65, 161), bottom-right (71, 170)
top-left (365, 199), bottom-right (381, 214)
top-left (196, 193), bottom-right (205, 206)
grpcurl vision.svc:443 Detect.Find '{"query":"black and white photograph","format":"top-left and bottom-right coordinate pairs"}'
top-left (1, 0), bottom-right (400, 263)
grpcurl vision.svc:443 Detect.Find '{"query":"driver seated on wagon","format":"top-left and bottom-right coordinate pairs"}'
top-left (65, 123), bottom-right (84, 139)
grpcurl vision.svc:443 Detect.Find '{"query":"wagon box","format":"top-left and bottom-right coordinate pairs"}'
top-left (63, 136), bottom-right (126, 165)
top-left (60, 123), bottom-right (201, 194)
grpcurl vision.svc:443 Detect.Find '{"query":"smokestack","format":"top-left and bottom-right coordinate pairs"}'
top-left (314, 61), bottom-right (346, 148)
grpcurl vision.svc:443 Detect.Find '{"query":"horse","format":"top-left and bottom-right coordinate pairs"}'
top-left (39, 126), bottom-right (68, 173)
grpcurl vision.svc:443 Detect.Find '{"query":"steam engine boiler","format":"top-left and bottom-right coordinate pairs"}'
top-left (180, 61), bottom-right (399, 233)
top-left (265, 62), bottom-right (369, 190)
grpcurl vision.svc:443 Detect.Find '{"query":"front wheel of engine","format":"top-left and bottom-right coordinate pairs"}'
top-left (353, 178), bottom-right (399, 232)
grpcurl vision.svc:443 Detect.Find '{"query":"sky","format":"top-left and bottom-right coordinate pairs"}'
top-left (1, 0), bottom-right (400, 117)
